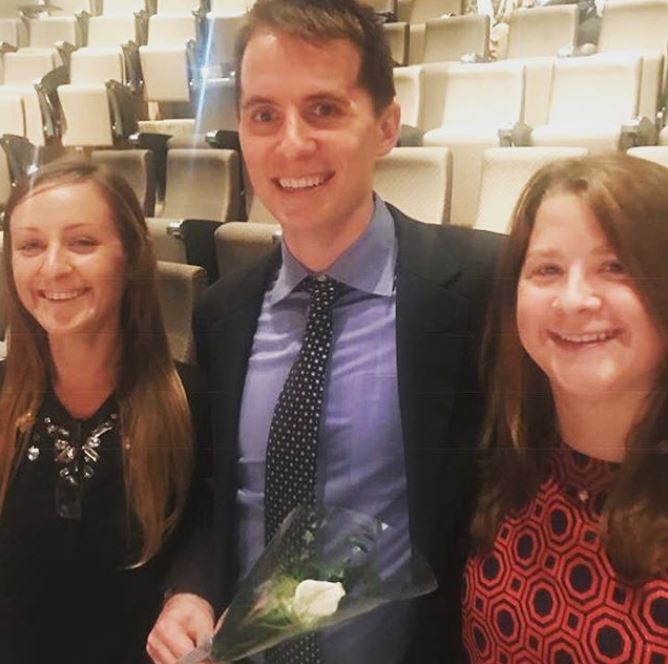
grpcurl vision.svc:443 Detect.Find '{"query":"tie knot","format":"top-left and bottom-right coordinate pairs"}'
top-left (303, 275), bottom-right (342, 304)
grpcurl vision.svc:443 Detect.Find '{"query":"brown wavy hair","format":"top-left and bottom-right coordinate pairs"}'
top-left (471, 153), bottom-right (668, 579)
top-left (0, 159), bottom-right (192, 565)
top-left (234, 0), bottom-right (396, 116)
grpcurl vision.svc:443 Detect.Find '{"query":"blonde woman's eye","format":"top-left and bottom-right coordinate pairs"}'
top-left (602, 259), bottom-right (626, 274)
top-left (16, 241), bottom-right (42, 255)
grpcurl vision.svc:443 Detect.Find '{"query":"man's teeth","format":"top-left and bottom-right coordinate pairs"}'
top-left (556, 331), bottom-right (616, 343)
top-left (43, 289), bottom-right (85, 301)
top-left (278, 175), bottom-right (326, 190)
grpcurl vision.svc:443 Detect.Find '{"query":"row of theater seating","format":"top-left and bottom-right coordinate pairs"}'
top-left (2, 143), bottom-right (668, 364)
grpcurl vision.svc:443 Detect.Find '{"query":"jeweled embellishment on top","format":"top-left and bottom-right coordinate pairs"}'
top-left (43, 413), bottom-right (118, 519)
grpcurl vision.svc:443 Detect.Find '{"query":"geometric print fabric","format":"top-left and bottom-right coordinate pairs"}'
top-left (264, 275), bottom-right (342, 664)
top-left (463, 446), bottom-right (668, 663)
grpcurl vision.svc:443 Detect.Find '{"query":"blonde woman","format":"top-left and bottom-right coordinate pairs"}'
top-left (0, 160), bottom-right (203, 664)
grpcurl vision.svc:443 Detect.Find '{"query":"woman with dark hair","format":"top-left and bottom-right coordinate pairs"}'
top-left (464, 153), bottom-right (668, 663)
top-left (0, 159), bottom-right (204, 664)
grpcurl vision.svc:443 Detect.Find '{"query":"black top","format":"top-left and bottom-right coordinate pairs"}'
top-left (0, 362), bottom-right (207, 664)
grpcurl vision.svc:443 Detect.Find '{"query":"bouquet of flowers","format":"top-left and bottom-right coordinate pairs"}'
top-left (179, 505), bottom-right (437, 663)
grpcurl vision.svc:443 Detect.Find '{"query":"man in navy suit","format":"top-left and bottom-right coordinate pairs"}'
top-left (148, 1), bottom-right (501, 662)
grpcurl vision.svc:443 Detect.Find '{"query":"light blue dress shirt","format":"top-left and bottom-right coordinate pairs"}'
top-left (237, 198), bottom-right (415, 664)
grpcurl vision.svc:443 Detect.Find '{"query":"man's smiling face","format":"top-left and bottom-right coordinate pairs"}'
top-left (238, 28), bottom-right (399, 243)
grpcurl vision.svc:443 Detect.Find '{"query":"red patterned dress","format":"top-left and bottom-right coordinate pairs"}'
top-left (462, 445), bottom-right (668, 663)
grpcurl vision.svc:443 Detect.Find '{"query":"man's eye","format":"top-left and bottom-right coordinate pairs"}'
top-left (252, 108), bottom-right (276, 123)
top-left (312, 102), bottom-right (340, 118)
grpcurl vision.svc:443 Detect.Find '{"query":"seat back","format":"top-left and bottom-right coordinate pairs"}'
top-left (70, 49), bottom-right (124, 83)
top-left (441, 61), bottom-right (524, 127)
top-left (0, 95), bottom-right (25, 136)
top-left (627, 145), bottom-right (668, 168)
top-left (421, 61), bottom-right (450, 131)
top-left (3, 50), bottom-right (59, 85)
top-left (88, 16), bottom-right (138, 46)
top-left (204, 14), bottom-right (245, 69)
top-left (157, 0), bottom-right (202, 13)
top-left (598, 0), bottom-right (668, 52)
top-left (408, 0), bottom-right (463, 23)
top-left (28, 16), bottom-right (81, 48)
top-left (92, 149), bottom-right (156, 215)
top-left (59, 84), bottom-right (115, 146)
top-left (209, 0), bottom-right (252, 14)
top-left (162, 148), bottom-right (241, 221)
top-left (156, 260), bottom-right (207, 364)
top-left (374, 146), bottom-right (451, 224)
top-left (55, 0), bottom-right (95, 15)
top-left (1, 1), bottom-right (34, 18)
top-left (196, 76), bottom-right (238, 132)
top-left (547, 53), bottom-right (641, 125)
top-left (0, 18), bottom-right (28, 48)
top-left (423, 14), bottom-right (489, 63)
top-left (147, 13), bottom-right (197, 44)
top-left (506, 6), bottom-right (578, 59)
top-left (101, 0), bottom-right (147, 16)
top-left (393, 64), bottom-right (423, 129)
top-left (474, 146), bottom-right (588, 233)
top-left (215, 221), bottom-right (279, 279)
top-left (383, 22), bottom-right (409, 66)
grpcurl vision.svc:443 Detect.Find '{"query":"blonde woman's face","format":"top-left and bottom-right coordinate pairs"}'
top-left (516, 193), bottom-right (664, 403)
top-left (10, 181), bottom-right (126, 340)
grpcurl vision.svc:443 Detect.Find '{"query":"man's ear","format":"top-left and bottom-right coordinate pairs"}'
top-left (375, 101), bottom-right (401, 157)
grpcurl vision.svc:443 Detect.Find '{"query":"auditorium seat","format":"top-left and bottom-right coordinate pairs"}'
top-left (162, 148), bottom-right (241, 221)
top-left (422, 14), bottom-right (490, 63)
top-left (627, 145), bottom-right (668, 168)
top-left (203, 13), bottom-right (245, 76)
top-left (505, 6), bottom-right (578, 59)
top-left (139, 13), bottom-right (200, 103)
top-left (383, 22), bottom-right (409, 66)
top-left (405, 0), bottom-right (463, 23)
top-left (91, 149), bottom-right (156, 215)
top-left (215, 221), bottom-right (280, 279)
top-left (156, 260), bottom-right (207, 364)
top-left (101, 0), bottom-right (148, 16)
top-left (596, 0), bottom-right (668, 125)
top-left (423, 61), bottom-right (528, 226)
top-left (474, 146), bottom-right (588, 233)
top-left (530, 53), bottom-right (655, 153)
top-left (0, 18), bottom-right (28, 49)
top-left (51, 0), bottom-right (97, 15)
top-left (0, 50), bottom-right (63, 145)
top-left (373, 146), bottom-right (451, 224)
top-left (146, 218), bottom-right (188, 263)
top-left (393, 64), bottom-right (423, 131)
top-left (208, 0), bottom-right (251, 15)
top-left (26, 15), bottom-right (82, 49)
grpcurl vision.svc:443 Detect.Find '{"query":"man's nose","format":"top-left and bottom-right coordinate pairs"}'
top-left (276, 110), bottom-right (316, 159)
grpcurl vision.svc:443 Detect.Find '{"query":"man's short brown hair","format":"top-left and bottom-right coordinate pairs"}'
top-left (234, 0), bottom-right (396, 115)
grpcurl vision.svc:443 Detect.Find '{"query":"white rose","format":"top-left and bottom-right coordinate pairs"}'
top-left (291, 580), bottom-right (346, 623)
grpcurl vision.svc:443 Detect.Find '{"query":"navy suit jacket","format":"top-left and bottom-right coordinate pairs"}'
top-left (190, 207), bottom-right (503, 663)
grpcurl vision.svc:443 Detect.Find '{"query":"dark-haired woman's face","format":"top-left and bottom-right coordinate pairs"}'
top-left (516, 192), bottom-right (664, 404)
top-left (10, 181), bottom-right (126, 340)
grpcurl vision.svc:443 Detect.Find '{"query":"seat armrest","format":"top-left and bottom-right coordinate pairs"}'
top-left (55, 40), bottom-right (77, 71)
top-left (35, 65), bottom-right (68, 141)
top-left (121, 40), bottom-right (143, 94)
top-left (620, 116), bottom-right (658, 150)
top-left (498, 121), bottom-right (532, 147)
top-left (205, 130), bottom-right (241, 151)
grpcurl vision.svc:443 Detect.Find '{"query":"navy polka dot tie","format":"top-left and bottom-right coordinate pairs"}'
top-left (264, 275), bottom-right (342, 664)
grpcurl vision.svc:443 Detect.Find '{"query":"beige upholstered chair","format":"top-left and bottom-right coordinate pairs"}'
top-left (156, 260), bottom-right (207, 364)
top-left (373, 146), bottom-right (451, 224)
top-left (0, 50), bottom-right (61, 145)
top-left (156, 0), bottom-right (202, 13)
top-left (423, 61), bottom-right (527, 226)
top-left (50, 0), bottom-right (97, 15)
top-left (208, 0), bottom-right (252, 14)
top-left (195, 75), bottom-right (238, 133)
top-left (1, 1), bottom-right (34, 18)
top-left (146, 219), bottom-right (188, 263)
top-left (422, 14), bottom-right (490, 63)
top-left (393, 64), bottom-right (423, 130)
top-left (204, 14), bottom-right (245, 74)
top-left (530, 53), bottom-right (654, 153)
top-left (0, 95), bottom-right (26, 136)
top-left (87, 15), bottom-right (142, 46)
top-left (101, 0), bottom-right (147, 16)
top-left (0, 18), bottom-right (28, 48)
top-left (162, 148), bottom-right (241, 221)
top-left (383, 22), bottom-right (409, 66)
top-left (140, 13), bottom-right (199, 102)
top-left (406, 0), bottom-right (462, 23)
top-left (505, 6), bottom-right (578, 59)
top-left (27, 16), bottom-right (82, 48)
top-left (627, 145), bottom-right (668, 168)
top-left (215, 222), bottom-right (279, 279)
top-left (91, 149), bottom-right (156, 215)
top-left (474, 146), bottom-right (588, 234)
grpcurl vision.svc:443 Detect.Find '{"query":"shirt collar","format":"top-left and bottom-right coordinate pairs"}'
top-left (270, 196), bottom-right (397, 305)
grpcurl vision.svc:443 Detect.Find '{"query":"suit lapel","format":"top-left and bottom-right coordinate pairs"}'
top-left (393, 210), bottom-right (473, 553)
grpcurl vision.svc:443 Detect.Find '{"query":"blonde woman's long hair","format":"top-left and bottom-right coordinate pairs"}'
top-left (0, 159), bottom-right (192, 565)
top-left (471, 153), bottom-right (668, 579)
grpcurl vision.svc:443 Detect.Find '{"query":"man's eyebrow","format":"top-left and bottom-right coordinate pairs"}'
top-left (241, 95), bottom-right (274, 109)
